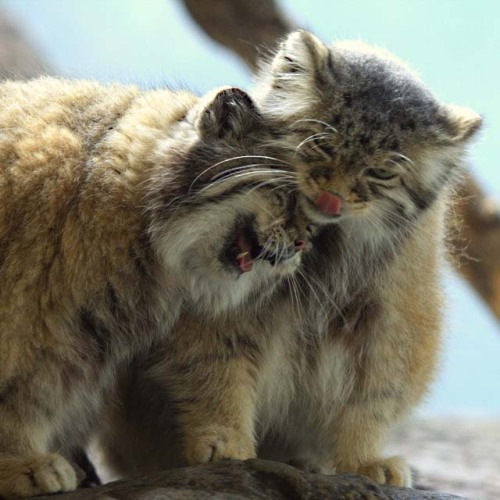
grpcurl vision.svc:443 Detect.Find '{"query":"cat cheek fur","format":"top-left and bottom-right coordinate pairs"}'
top-left (154, 192), bottom-right (303, 314)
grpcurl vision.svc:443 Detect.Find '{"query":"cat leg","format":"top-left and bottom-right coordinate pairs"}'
top-left (0, 380), bottom-right (77, 498)
top-left (322, 284), bottom-right (441, 488)
top-left (178, 357), bottom-right (257, 465)
top-left (331, 398), bottom-right (412, 487)
top-left (166, 349), bottom-right (258, 465)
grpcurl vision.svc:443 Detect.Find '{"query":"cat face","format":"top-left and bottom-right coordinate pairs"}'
top-left (148, 88), bottom-right (309, 312)
top-left (255, 31), bottom-right (482, 235)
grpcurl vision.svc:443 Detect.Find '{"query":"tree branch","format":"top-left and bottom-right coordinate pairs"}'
top-left (451, 174), bottom-right (500, 318)
top-left (0, 8), bottom-right (51, 79)
top-left (182, 0), bottom-right (294, 70)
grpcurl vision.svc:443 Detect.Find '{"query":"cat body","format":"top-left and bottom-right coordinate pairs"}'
top-left (253, 33), bottom-right (480, 484)
top-left (0, 77), bottom-right (307, 498)
top-left (98, 31), bottom-right (481, 488)
top-left (99, 206), bottom-right (442, 485)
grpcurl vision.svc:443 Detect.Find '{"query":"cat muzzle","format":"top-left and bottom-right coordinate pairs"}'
top-left (257, 240), bottom-right (306, 267)
top-left (225, 220), bottom-right (307, 274)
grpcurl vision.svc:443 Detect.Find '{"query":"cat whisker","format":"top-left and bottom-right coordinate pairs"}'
top-left (290, 118), bottom-right (338, 134)
top-left (259, 218), bottom-right (286, 232)
top-left (380, 208), bottom-right (422, 237)
top-left (286, 274), bottom-right (305, 328)
top-left (304, 268), bottom-right (346, 324)
top-left (197, 169), bottom-right (296, 196)
top-left (220, 176), bottom-right (296, 203)
top-left (388, 151), bottom-right (415, 167)
top-left (278, 240), bottom-right (288, 264)
top-left (210, 165), bottom-right (296, 184)
top-left (207, 166), bottom-right (296, 184)
top-left (243, 179), bottom-right (295, 199)
top-left (295, 132), bottom-right (335, 153)
top-left (264, 182), bottom-right (297, 198)
top-left (295, 268), bottom-right (337, 329)
top-left (209, 164), bottom-right (287, 182)
top-left (188, 155), bottom-right (295, 192)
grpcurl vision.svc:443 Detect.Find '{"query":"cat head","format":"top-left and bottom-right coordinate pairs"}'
top-left (254, 31), bottom-right (482, 234)
top-left (148, 87), bottom-right (310, 312)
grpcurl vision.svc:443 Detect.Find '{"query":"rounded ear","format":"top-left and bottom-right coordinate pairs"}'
top-left (440, 104), bottom-right (483, 143)
top-left (254, 30), bottom-right (333, 118)
top-left (270, 30), bottom-right (330, 79)
top-left (197, 87), bottom-right (261, 141)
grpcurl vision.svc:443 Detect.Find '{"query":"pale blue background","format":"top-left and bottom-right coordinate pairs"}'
top-left (3, 0), bottom-right (499, 415)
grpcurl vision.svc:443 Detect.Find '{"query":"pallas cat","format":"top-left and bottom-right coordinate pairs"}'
top-left (0, 79), bottom-right (309, 498)
top-left (97, 31), bottom-right (481, 488)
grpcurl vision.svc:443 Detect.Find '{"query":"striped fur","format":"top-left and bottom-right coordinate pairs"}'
top-left (97, 32), bottom-right (481, 489)
top-left (0, 79), bottom-right (308, 498)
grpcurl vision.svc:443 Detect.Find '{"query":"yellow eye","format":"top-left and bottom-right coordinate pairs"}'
top-left (365, 168), bottom-right (397, 180)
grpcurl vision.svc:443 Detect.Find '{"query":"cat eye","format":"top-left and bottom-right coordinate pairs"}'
top-left (365, 168), bottom-right (397, 180)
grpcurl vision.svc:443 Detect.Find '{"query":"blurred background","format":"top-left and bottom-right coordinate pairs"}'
top-left (1, 0), bottom-right (498, 496)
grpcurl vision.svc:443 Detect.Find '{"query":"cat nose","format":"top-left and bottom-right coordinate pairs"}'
top-left (295, 239), bottom-right (307, 251)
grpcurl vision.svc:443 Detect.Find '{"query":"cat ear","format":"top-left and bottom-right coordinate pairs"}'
top-left (270, 30), bottom-right (330, 79)
top-left (255, 30), bottom-right (332, 117)
top-left (439, 104), bottom-right (482, 143)
top-left (197, 87), bottom-right (261, 141)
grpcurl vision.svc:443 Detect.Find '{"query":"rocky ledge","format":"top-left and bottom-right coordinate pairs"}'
top-left (36, 459), bottom-right (462, 500)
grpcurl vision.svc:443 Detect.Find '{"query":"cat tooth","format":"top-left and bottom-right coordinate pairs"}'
top-left (236, 251), bottom-right (249, 259)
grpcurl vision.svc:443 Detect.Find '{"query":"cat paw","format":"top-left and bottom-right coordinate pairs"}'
top-left (0, 453), bottom-right (77, 499)
top-left (184, 425), bottom-right (256, 465)
top-left (338, 456), bottom-right (412, 487)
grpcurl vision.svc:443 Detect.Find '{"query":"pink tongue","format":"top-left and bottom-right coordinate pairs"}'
top-left (315, 192), bottom-right (342, 215)
top-left (237, 236), bottom-right (253, 273)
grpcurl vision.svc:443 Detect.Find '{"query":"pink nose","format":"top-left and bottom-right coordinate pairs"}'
top-left (315, 192), bottom-right (342, 215)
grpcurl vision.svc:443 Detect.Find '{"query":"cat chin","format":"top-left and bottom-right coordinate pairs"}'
top-left (185, 260), bottom-right (285, 314)
top-left (158, 226), bottom-right (300, 315)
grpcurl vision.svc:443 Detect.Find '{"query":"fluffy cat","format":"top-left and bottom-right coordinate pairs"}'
top-left (97, 31), bottom-right (481, 488)
top-left (0, 78), bottom-right (308, 499)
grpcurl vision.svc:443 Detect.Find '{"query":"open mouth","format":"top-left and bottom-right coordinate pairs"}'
top-left (223, 219), bottom-right (302, 274)
top-left (223, 220), bottom-right (263, 273)
top-left (234, 228), bottom-right (261, 273)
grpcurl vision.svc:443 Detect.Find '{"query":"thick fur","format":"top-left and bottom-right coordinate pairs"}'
top-left (0, 78), bottom-right (308, 498)
top-left (97, 32), bottom-right (481, 488)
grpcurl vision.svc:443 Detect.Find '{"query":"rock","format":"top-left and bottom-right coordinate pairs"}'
top-left (35, 459), bottom-right (464, 500)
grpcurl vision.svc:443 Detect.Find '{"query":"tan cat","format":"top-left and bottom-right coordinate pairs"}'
top-left (97, 31), bottom-right (481, 489)
top-left (0, 78), bottom-right (309, 499)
